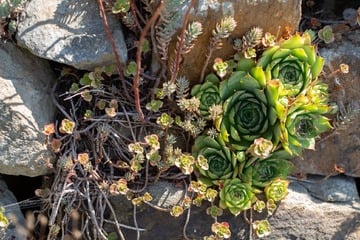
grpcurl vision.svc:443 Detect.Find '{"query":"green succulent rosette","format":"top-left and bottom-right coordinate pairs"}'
top-left (218, 69), bottom-right (281, 150)
top-left (264, 178), bottom-right (289, 202)
top-left (257, 33), bottom-right (324, 97)
top-left (219, 178), bottom-right (255, 216)
top-left (242, 150), bottom-right (294, 188)
top-left (280, 95), bottom-right (332, 155)
top-left (192, 135), bottom-right (239, 180)
top-left (191, 74), bottom-right (222, 118)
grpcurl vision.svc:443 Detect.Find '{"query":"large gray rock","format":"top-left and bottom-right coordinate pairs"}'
top-left (0, 178), bottom-right (26, 240)
top-left (0, 41), bottom-right (56, 176)
top-left (269, 182), bottom-right (360, 240)
top-left (107, 178), bottom-right (360, 239)
top-left (16, 0), bottom-right (128, 70)
top-left (296, 174), bottom-right (359, 202)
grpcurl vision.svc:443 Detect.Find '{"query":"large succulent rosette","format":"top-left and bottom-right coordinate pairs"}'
top-left (280, 95), bottom-right (332, 155)
top-left (219, 178), bottom-right (255, 216)
top-left (218, 68), bottom-right (281, 150)
top-left (191, 74), bottom-right (222, 119)
top-left (192, 135), bottom-right (237, 180)
top-left (242, 150), bottom-right (294, 188)
top-left (257, 33), bottom-right (324, 97)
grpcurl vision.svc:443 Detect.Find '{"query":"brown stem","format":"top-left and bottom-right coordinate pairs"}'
top-left (200, 48), bottom-right (214, 82)
top-left (170, 0), bottom-right (197, 83)
top-left (134, 1), bottom-right (165, 122)
top-left (97, 0), bottom-right (130, 100)
top-left (130, 0), bottom-right (142, 32)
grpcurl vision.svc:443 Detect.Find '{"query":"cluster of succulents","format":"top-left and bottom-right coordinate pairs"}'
top-left (191, 32), bottom-right (333, 238)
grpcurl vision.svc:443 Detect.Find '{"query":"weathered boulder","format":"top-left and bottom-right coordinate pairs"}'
top-left (0, 41), bottom-right (55, 176)
top-left (269, 181), bottom-right (360, 240)
top-left (170, 0), bottom-right (302, 84)
top-left (16, 0), bottom-right (128, 70)
top-left (0, 178), bottom-right (26, 240)
top-left (107, 178), bottom-right (359, 239)
top-left (291, 29), bottom-right (360, 177)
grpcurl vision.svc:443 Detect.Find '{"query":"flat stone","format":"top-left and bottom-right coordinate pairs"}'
top-left (297, 175), bottom-right (359, 202)
top-left (0, 41), bottom-right (56, 176)
top-left (0, 178), bottom-right (27, 239)
top-left (168, 0), bottom-right (302, 84)
top-left (291, 30), bottom-right (360, 177)
top-left (16, 0), bottom-right (127, 70)
top-left (269, 182), bottom-right (360, 240)
top-left (107, 180), bottom-right (360, 239)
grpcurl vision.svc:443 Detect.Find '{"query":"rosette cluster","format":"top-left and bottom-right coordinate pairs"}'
top-left (191, 33), bottom-right (332, 216)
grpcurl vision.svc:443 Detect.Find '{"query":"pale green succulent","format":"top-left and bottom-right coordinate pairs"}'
top-left (264, 178), bottom-right (289, 202)
top-left (219, 178), bottom-right (255, 216)
top-left (257, 33), bottom-right (324, 97)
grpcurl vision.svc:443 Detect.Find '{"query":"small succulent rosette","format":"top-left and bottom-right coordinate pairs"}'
top-left (192, 135), bottom-right (241, 181)
top-left (218, 68), bottom-right (281, 151)
top-left (242, 149), bottom-right (294, 188)
top-left (257, 33), bottom-right (324, 97)
top-left (264, 178), bottom-right (290, 202)
top-left (219, 178), bottom-right (256, 216)
top-left (191, 74), bottom-right (222, 119)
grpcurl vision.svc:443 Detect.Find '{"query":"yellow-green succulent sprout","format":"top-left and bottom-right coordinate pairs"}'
top-left (242, 150), bottom-right (294, 188)
top-left (264, 178), bottom-right (289, 202)
top-left (253, 220), bottom-right (271, 238)
top-left (211, 222), bottom-right (231, 239)
top-left (219, 179), bottom-right (255, 216)
top-left (192, 135), bottom-right (238, 180)
top-left (246, 137), bottom-right (273, 159)
top-left (318, 25), bottom-right (335, 44)
top-left (191, 74), bottom-right (222, 119)
top-left (257, 33), bottom-right (324, 97)
top-left (218, 69), bottom-right (281, 150)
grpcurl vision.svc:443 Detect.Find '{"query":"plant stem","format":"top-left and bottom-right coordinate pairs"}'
top-left (134, 1), bottom-right (165, 122)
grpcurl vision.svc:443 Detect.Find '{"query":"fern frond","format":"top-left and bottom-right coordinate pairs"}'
top-left (332, 101), bottom-right (359, 130)
top-left (179, 21), bottom-right (203, 55)
top-left (155, 0), bottom-right (186, 61)
top-left (121, 12), bottom-right (137, 30)
top-left (211, 16), bottom-right (237, 49)
top-left (242, 26), bottom-right (263, 50)
top-left (176, 76), bottom-right (190, 99)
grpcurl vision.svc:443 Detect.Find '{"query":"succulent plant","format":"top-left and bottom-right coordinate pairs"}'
top-left (192, 135), bottom-right (238, 180)
top-left (218, 69), bottom-right (281, 150)
top-left (264, 178), bottom-right (289, 202)
top-left (253, 220), bottom-right (271, 238)
top-left (242, 150), bottom-right (294, 187)
top-left (318, 25), bottom-right (335, 44)
top-left (257, 33), bottom-right (324, 97)
top-left (280, 95), bottom-right (332, 155)
top-left (191, 74), bottom-right (222, 119)
top-left (219, 178), bottom-right (255, 216)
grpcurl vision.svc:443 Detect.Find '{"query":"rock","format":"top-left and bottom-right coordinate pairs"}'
top-left (168, 0), bottom-right (302, 84)
top-left (269, 182), bottom-right (360, 240)
top-left (16, 0), bottom-right (127, 70)
top-left (291, 29), bottom-right (360, 177)
top-left (0, 41), bottom-right (56, 177)
top-left (0, 178), bottom-right (27, 240)
top-left (107, 180), bottom-right (360, 239)
top-left (295, 175), bottom-right (359, 202)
